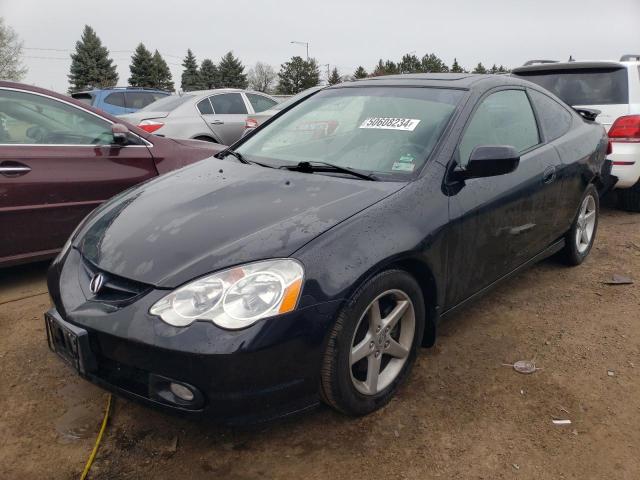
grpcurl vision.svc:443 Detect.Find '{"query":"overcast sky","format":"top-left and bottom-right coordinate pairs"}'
top-left (2, 0), bottom-right (639, 93)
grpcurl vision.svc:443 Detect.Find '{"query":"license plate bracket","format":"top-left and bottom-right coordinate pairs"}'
top-left (45, 311), bottom-right (96, 374)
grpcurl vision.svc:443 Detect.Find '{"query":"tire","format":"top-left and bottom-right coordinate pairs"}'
top-left (560, 184), bottom-right (599, 266)
top-left (616, 180), bottom-right (640, 213)
top-left (193, 136), bottom-right (217, 143)
top-left (320, 270), bottom-right (425, 416)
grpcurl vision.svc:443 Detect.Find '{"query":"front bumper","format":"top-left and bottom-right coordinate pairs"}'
top-left (47, 249), bottom-right (342, 424)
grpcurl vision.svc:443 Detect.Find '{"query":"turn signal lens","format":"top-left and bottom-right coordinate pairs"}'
top-left (245, 118), bottom-right (259, 129)
top-left (138, 119), bottom-right (164, 133)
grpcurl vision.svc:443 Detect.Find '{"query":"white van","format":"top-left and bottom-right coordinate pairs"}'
top-left (513, 55), bottom-right (640, 211)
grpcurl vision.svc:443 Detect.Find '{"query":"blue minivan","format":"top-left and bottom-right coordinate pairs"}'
top-left (71, 87), bottom-right (170, 115)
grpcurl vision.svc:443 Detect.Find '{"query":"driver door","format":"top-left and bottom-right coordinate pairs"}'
top-left (0, 87), bottom-right (156, 265)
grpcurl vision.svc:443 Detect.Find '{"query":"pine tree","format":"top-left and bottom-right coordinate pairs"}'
top-left (181, 49), bottom-right (201, 91)
top-left (383, 60), bottom-right (399, 75)
top-left (450, 58), bottom-right (464, 73)
top-left (353, 66), bottom-right (368, 79)
top-left (217, 51), bottom-right (247, 89)
top-left (399, 53), bottom-right (421, 73)
top-left (497, 65), bottom-right (509, 73)
top-left (328, 67), bottom-right (341, 85)
top-left (150, 50), bottom-right (174, 91)
top-left (200, 59), bottom-right (218, 89)
top-left (276, 56), bottom-right (320, 94)
top-left (371, 59), bottom-right (387, 76)
top-left (489, 63), bottom-right (499, 74)
top-left (420, 53), bottom-right (449, 73)
top-left (472, 62), bottom-right (487, 74)
top-left (128, 43), bottom-right (154, 87)
top-left (68, 25), bottom-right (118, 93)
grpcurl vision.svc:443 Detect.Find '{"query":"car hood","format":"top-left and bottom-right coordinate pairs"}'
top-left (76, 158), bottom-right (403, 288)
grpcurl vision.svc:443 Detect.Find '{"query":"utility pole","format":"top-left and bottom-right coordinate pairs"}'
top-left (290, 41), bottom-right (310, 60)
top-left (324, 64), bottom-right (330, 83)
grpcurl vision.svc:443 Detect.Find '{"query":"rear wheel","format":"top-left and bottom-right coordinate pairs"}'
top-left (320, 270), bottom-right (425, 416)
top-left (561, 184), bottom-right (599, 265)
top-left (193, 136), bottom-right (217, 143)
top-left (616, 180), bottom-right (640, 212)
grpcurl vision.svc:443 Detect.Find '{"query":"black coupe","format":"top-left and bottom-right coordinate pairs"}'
top-left (46, 73), bottom-right (608, 423)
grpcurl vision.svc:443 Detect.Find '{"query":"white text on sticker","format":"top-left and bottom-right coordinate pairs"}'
top-left (360, 117), bottom-right (420, 131)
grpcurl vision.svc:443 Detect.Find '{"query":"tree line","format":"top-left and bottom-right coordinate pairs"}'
top-left (0, 20), bottom-right (513, 94)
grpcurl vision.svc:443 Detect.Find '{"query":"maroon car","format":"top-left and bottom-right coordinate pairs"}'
top-left (0, 81), bottom-right (224, 267)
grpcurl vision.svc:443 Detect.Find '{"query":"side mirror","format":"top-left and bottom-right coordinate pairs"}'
top-left (111, 123), bottom-right (129, 146)
top-left (458, 145), bottom-right (520, 180)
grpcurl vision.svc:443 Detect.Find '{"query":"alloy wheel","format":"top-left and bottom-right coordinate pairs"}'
top-left (575, 194), bottom-right (596, 253)
top-left (349, 289), bottom-right (415, 395)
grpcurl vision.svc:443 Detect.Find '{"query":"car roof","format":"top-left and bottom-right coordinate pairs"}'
top-left (332, 73), bottom-right (530, 91)
top-left (72, 87), bottom-right (171, 94)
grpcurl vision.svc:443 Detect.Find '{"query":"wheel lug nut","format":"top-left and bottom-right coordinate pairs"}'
top-left (374, 351), bottom-right (380, 358)
top-left (376, 326), bottom-right (381, 333)
top-left (384, 341), bottom-right (390, 348)
top-left (369, 341), bottom-right (374, 349)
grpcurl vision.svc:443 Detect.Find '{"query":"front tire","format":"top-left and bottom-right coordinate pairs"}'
top-left (561, 184), bottom-right (599, 266)
top-left (320, 270), bottom-right (425, 416)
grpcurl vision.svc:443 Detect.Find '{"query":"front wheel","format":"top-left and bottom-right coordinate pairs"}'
top-left (320, 270), bottom-right (425, 416)
top-left (561, 184), bottom-right (599, 266)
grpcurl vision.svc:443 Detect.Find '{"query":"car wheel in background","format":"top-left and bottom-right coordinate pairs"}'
top-left (320, 270), bottom-right (425, 416)
top-left (193, 136), bottom-right (217, 143)
top-left (616, 181), bottom-right (640, 213)
top-left (561, 184), bottom-right (599, 266)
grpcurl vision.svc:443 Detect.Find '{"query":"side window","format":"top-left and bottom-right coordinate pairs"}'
top-left (103, 92), bottom-right (126, 108)
top-left (459, 90), bottom-right (540, 166)
top-left (126, 92), bottom-right (159, 110)
top-left (246, 93), bottom-right (277, 113)
top-left (528, 89), bottom-right (572, 141)
top-left (0, 89), bottom-right (114, 145)
top-left (210, 93), bottom-right (247, 114)
top-left (197, 98), bottom-right (214, 115)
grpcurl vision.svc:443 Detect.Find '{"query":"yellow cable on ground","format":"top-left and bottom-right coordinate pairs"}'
top-left (80, 393), bottom-right (112, 480)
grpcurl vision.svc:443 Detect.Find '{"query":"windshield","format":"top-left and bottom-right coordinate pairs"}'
top-left (237, 87), bottom-right (464, 178)
top-left (514, 68), bottom-right (629, 105)
top-left (273, 86), bottom-right (324, 111)
top-left (140, 94), bottom-right (193, 112)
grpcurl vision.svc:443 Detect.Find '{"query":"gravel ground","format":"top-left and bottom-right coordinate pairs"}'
top-left (1, 206), bottom-right (639, 480)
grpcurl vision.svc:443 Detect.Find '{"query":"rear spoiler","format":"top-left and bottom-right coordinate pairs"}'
top-left (572, 107), bottom-right (601, 122)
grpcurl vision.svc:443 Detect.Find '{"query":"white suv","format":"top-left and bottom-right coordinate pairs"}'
top-left (513, 55), bottom-right (640, 211)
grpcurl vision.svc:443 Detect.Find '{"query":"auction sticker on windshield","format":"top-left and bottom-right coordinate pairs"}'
top-left (359, 117), bottom-right (420, 131)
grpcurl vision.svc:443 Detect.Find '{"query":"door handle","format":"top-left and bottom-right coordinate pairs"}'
top-left (210, 120), bottom-right (224, 125)
top-left (0, 161), bottom-right (32, 177)
top-left (542, 166), bottom-right (556, 184)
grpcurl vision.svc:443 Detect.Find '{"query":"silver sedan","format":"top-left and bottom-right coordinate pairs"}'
top-left (119, 89), bottom-right (278, 145)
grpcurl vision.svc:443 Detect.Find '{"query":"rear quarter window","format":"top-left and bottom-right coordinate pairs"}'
top-left (104, 92), bottom-right (126, 107)
top-left (71, 93), bottom-right (94, 106)
top-left (514, 68), bottom-right (629, 105)
top-left (528, 89), bottom-right (573, 141)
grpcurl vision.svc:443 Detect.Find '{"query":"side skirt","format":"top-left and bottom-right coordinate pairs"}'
top-left (439, 239), bottom-right (565, 320)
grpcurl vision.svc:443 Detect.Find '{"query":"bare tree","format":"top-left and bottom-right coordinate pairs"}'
top-left (248, 62), bottom-right (276, 93)
top-left (0, 17), bottom-right (27, 81)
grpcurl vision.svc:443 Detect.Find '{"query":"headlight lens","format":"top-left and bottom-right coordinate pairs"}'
top-left (149, 259), bottom-right (304, 329)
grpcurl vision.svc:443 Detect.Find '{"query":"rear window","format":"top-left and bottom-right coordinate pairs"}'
top-left (71, 92), bottom-right (94, 105)
top-left (514, 68), bottom-right (628, 105)
top-left (140, 94), bottom-right (193, 112)
top-left (104, 92), bottom-right (126, 107)
top-left (125, 92), bottom-right (167, 110)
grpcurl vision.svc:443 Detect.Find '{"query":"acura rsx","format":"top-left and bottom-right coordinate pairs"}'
top-left (45, 73), bottom-right (608, 423)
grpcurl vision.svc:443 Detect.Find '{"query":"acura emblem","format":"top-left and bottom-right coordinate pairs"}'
top-left (89, 273), bottom-right (105, 294)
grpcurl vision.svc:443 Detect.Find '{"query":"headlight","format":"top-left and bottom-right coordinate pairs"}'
top-left (149, 259), bottom-right (304, 329)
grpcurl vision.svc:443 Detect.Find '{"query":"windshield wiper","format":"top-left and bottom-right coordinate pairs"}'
top-left (216, 148), bottom-right (276, 169)
top-left (281, 161), bottom-right (377, 181)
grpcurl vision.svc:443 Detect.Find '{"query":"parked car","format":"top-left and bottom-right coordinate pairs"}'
top-left (71, 87), bottom-right (170, 116)
top-left (47, 73), bottom-right (608, 423)
top-left (0, 81), bottom-right (223, 268)
top-left (513, 55), bottom-right (640, 211)
top-left (243, 85), bottom-right (324, 135)
top-left (119, 89), bottom-right (279, 145)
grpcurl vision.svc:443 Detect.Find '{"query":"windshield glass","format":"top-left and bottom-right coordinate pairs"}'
top-left (237, 87), bottom-right (464, 178)
top-left (140, 94), bottom-right (193, 112)
top-left (514, 68), bottom-right (628, 105)
top-left (273, 86), bottom-right (324, 111)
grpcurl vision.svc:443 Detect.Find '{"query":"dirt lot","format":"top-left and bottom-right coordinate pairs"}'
top-left (1, 206), bottom-right (639, 480)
